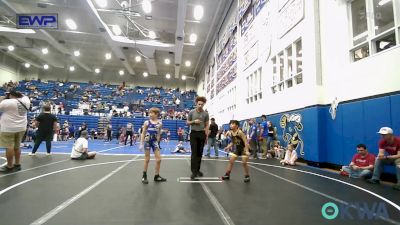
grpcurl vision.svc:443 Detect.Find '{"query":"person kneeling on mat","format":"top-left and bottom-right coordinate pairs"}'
top-left (70, 130), bottom-right (96, 160)
top-left (221, 120), bottom-right (250, 183)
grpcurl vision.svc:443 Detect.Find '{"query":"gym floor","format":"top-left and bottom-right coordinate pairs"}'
top-left (0, 140), bottom-right (399, 225)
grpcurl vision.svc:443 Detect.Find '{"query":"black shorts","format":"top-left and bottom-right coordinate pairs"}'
top-left (232, 147), bottom-right (245, 157)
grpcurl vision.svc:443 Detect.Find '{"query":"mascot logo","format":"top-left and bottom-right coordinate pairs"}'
top-left (280, 113), bottom-right (304, 156)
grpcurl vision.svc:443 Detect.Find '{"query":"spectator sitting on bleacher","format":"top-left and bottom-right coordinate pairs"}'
top-left (367, 127), bottom-right (400, 190)
top-left (340, 144), bottom-right (375, 179)
top-left (70, 131), bottom-right (96, 160)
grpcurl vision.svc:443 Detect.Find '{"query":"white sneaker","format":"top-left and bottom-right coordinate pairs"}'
top-left (28, 152), bottom-right (35, 156)
top-left (46, 153), bottom-right (52, 156)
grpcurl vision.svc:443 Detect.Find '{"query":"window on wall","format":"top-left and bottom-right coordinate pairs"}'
top-left (349, 0), bottom-right (399, 61)
top-left (227, 86), bottom-right (236, 111)
top-left (246, 67), bottom-right (262, 103)
top-left (271, 39), bottom-right (303, 94)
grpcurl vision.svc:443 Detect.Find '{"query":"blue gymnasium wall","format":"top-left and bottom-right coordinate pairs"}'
top-left (231, 93), bottom-right (400, 170)
top-left (322, 94), bottom-right (399, 168)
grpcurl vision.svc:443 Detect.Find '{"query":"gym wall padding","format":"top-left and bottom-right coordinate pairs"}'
top-left (225, 92), bottom-right (399, 174)
top-left (362, 97), bottom-right (391, 155)
top-left (390, 94), bottom-right (400, 138)
top-left (341, 102), bottom-right (364, 165)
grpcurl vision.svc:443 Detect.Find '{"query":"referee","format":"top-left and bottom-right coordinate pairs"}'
top-left (187, 96), bottom-right (209, 180)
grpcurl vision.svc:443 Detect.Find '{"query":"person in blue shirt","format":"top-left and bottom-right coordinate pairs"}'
top-left (140, 107), bottom-right (167, 184)
top-left (259, 115), bottom-right (269, 158)
top-left (248, 118), bottom-right (259, 159)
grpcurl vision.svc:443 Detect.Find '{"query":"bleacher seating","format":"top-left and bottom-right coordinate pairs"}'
top-left (27, 114), bottom-right (188, 140)
top-left (3, 80), bottom-right (196, 119)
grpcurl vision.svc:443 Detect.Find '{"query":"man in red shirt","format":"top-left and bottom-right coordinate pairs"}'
top-left (340, 144), bottom-right (375, 179)
top-left (367, 127), bottom-right (400, 190)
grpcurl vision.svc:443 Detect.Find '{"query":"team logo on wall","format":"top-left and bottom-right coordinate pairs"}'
top-left (280, 113), bottom-right (304, 156)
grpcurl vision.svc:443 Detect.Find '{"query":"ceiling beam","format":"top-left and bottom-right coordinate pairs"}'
top-left (6, 51), bottom-right (41, 69)
top-left (140, 48), bottom-right (158, 75)
top-left (174, 0), bottom-right (187, 78)
top-left (39, 30), bottom-right (92, 71)
top-left (10, 37), bottom-right (64, 68)
top-left (83, 0), bottom-right (135, 75)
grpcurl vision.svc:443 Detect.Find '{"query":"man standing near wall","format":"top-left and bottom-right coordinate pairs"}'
top-left (206, 118), bottom-right (219, 158)
top-left (187, 96), bottom-right (209, 180)
top-left (0, 90), bottom-right (31, 172)
top-left (367, 127), bottom-right (400, 190)
top-left (259, 115), bottom-right (269, 159)
top-left (249, 118), bottom-right (259, 159)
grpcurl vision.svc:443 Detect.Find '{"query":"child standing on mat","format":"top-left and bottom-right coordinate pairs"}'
top-left (140, 107), bottom-right (167, 184)
top-left (221, 120), bottom-right (251, 183)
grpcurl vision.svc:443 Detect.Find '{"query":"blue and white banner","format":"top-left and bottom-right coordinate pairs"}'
top-left (16, 14), bottom-right (58, 29)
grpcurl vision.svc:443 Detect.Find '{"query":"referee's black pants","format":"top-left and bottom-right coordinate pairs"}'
top-left (190, 130), bottom-right (206, 175)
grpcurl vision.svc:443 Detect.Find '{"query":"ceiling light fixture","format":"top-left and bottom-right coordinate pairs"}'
top-left (119, 70), bottom-right (125, 75)
top-left (378, 0), bottom-right (391, 6)
top-left (95, 68), bottom-right (100, 74)
top-left (143, 71), bottom-right (148, 77)
top-left (24, 63), bottom-right (30, 68)
top-left (194, 5), bottom-right (204, 20)
top-left (69, 66), bottom-right (75, 71)
top-left (166, 73), bottom-right (171, 79)
top-left (65, 19), bottom-right (77, 30)
top-left (142, 0), bottom-right (152, 14)
top-left (43, 64), bottom-right (49, 70)
top-left (165, 58), bottom-right (170, 65)
top-left (41, 48), bottom-right (48, 54)
top-left (189, 33), bottom-right (197, 43)
top-left (148, 30), bottom-right (156, 39)
top-left (135, 55), bottom-right (142, 62)
top-left (105, 53), bottom-right (112, 60)
top-left (185, 60), bottom-right (191, 67)
top-left (73, 50), bottom-right (80, 57)
top-left (182, 75), bottom-right (187, 80)
top-left (95, 0), bottom-right (107, 8)
top-left (7, 45), bottom-right (14, 51)
top-left (112, 25), bottom-right (122, 36)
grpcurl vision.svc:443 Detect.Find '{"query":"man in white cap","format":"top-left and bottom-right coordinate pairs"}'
top-left (367, 127), bottom-right (400, 190)
top-left (70, 130), bottom-right (96, 160)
